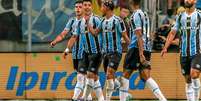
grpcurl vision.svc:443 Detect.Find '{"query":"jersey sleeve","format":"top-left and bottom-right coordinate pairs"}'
top-left (133, 13), bottom-right (142, 31)
top-left (172, 14), bottom-right (181, 32)
top-left (64, 18), bottom-right (74, 31)
top-left (73, 20), bottom-right (82, 36)
top-left (117, 19), bottom-right (126, 33)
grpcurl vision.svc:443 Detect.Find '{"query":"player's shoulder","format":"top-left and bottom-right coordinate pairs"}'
top-left (92, 14), bottom-right (102, 20)
top-left (68, 16), bottom-right (76, 22)
top-left (133, 9), bottom-right (144, 18)
top-left (113, 15), bottom-right (123, 23)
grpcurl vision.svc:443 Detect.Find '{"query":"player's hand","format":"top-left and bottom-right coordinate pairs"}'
top-left (161, 48), bottom-right (167, 57)
top-left (140, 54), bottom-right (150, 68)
top-left (62, 52), bottom-right (68, 59)
top-left (50, 41), bottom-right (57, 48)
top-left (139, 54), bottom-right (146, 64)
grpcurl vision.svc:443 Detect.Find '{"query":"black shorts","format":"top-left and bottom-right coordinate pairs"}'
top-left (73, 59), bottom-right (80, 71)
top-left (103, 52), bottom-right (122, 72)
top-left (180, 54), bottom-right (201, 75)
top-left (123, 47), bottom-right (151, 71)
top-left (78, 52), bottom-right (102, 74)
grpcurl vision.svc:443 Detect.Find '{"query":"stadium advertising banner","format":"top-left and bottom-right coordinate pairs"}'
top-left (0, 53), bottom-right (185, 99)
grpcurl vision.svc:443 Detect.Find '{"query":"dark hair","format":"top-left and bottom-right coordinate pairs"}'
top-left (103, 0), bottom-right (115, 10)
top-left (120, 5), bottom-right (130, 10)
top-left (132, 0), bottom-right (141, 5)
top-left (75, 0), bottom-right (83, 5)
top-left (83, 0), bottom-right (92, 3)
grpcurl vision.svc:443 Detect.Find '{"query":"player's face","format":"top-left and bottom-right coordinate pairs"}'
top-left (83, 1), bottom-right (92, 15)
top-left (185, 0), bottom-right (196, 8)
top-left (75, 3), bottom-right (83, 16)
top-left (100, 4), bottom-right (107, 15)
top-left (120, 8), bottom-right (130, 19)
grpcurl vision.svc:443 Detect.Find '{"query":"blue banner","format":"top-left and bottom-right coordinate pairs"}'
top-left (22, 0), bottom-right (75, 42)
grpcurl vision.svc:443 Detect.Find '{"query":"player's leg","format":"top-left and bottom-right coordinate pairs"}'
top-left (191, 54), bottom-right (201, 101)
top-left (82, 53), bottom-right (104, 101)
top-left (91, 53), bottom-right (104, 101)
top-left (181, 56), bottom-right (194, 101)
top-left (139, 51), bottom-right (167, 101)
top-left (119, 48), bottom-right (136, 101)
top-left (72, 59), bottom-right (86, 100)
top-left (77, 53), bottom-right (91, 100)
top-left (105, 53), bottom-right (122, 101)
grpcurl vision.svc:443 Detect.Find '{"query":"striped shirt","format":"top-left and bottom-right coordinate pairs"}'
top-left (129, 9), bottom-right (152, 52)
top-left (65, 17), bottom-right (84, 59)
top-left (172, 10), bottom-right (201, 57)
top-left (75, 14), bottom-right (102, 54)
top-left (99, 15), bottom-right (126, 54)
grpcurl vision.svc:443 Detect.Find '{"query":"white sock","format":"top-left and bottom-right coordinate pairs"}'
top-left (106, 79), bottom-right (114, 101)
top-left (72, 73), bottom-right (85, 100)
top-left (94, 80), bottom-right (104, 101)
top-left (84, 76), bottom-right (93, 100)
top-left (119, 77), bottom-right (129, 101)
top-left (82, 78), bottom-right (94, 100)
top-left (87, 94), bottom-right (92, 101)
top-left (114, 78), bottom-right (121, 89)
top-left (146, 78), bottom-right (167, 101)
top-left (185, 83), bottom-right (194, 101)
top-left (192, 78), bottom-right (201, 101)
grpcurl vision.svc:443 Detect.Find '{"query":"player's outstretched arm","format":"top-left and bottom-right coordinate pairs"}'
top-left (50, 30), bottom-right (69, 47)
top-left (161, 30), bottom-right (177, 57)
top-left (63, 35), bottom-right (78, 59)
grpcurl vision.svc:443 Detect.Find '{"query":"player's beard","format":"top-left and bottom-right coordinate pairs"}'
top-left (185, 2), bottom-right (194, 8)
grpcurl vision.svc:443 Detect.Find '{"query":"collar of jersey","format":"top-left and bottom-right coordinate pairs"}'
top-left (105, 15), bottom-right (115, 21)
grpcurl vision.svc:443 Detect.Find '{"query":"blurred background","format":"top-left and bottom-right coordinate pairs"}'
top-left (0, 0), bottom-right (186, 52)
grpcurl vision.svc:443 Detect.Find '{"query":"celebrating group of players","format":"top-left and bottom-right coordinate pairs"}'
top-left (50, 0), bottom-right (201, 101)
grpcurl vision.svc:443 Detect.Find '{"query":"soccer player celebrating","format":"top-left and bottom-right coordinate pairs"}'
top-left (89, 0), bottom-right (130, 100)
top-left (120, 0), bottom-right (167, 101)
top-left (63, 0), bottom-right (104, 101)
top-left (161, 0), bottom-right (201, 100)
top-left (50, 1), bottom-right (92, 100)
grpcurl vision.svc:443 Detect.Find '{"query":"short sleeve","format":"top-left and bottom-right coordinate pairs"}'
top-left (64, 18), bottom-right (74, 31)
top-left (117, 19), bottom-right (126, 33)
top-left (133, 13), bottom-right (142, 31)
top-left (172, 14), bottom-right (181, 32)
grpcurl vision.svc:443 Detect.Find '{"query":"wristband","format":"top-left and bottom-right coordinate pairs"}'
top-left (64, 48), bottom-right (70, 53)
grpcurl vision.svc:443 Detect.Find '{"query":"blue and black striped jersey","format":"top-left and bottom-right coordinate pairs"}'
top-left (172, 10), bottom-right (201, 57)
top-left (65, 17), bottom-right (84, 59)
top-left (99, 15), bottom-right (126, 54)
top-left (75, 14), bottom-right (102, 54)
top-left (129, 9), bottom-right (152, 52)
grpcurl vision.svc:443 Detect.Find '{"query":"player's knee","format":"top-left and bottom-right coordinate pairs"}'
top-left (94, 74), bottom-right (99, 81)
top-left (106, 68), bottom-right (115, 79)
top-left (77, 73), bottom-right (85, 84)
top-left (87, 71), bottom-right (96, 79)
top-left (191, 68), bottom-right (200, 79)
top-left (123, 71), bottom-right (132, 79)
top-left (140, 69), bottom-right (151, 81)
top-left (184, 75), bottom-right (192, 83)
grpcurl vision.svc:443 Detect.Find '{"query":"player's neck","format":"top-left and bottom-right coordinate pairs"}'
top-left (105, 11), bottom-right (114, 19)
top-left (186, 6), bottom-right (195, 15)
top-left (76, 15), bottom-right (82, 20)
top-left (133, 5), bottom-right (140, 11)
